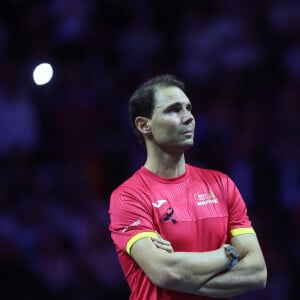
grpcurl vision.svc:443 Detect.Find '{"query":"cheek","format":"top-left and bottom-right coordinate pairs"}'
top-left (153, 120), bottom-right (178, 139)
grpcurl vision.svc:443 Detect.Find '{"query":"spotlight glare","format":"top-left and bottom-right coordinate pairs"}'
top-left (33, 63), bottom-right (53, 85)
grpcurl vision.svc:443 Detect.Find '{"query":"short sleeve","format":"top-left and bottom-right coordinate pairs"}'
top-left (109, 186), bottom-right (157, 254)
top-left (225, 176), bottom-right (255, 239)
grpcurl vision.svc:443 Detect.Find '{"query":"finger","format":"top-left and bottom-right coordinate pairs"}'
top-left (152, 238), bottom-right (171, 246)
top-left (152, 237), bottom-right (164, 243)
top-left (155, 232), bottom-right (171, 246)
top-left (153, 240), bottom-right (173, 253)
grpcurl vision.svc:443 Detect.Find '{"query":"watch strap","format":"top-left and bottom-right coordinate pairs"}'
top-left (228, 256), bottom-right (238, 270)
top-left (225, 245), bottom-right (239, 270)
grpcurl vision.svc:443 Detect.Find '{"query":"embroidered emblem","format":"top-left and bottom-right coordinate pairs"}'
top-left (194, 191), bottom-right (219, 206)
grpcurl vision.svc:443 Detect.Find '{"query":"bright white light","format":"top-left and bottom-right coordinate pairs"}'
top-left (33, 63), bottom-right (53, 85)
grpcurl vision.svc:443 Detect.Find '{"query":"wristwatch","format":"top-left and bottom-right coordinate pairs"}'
top-left (224, 245), bottom-right (239, 270)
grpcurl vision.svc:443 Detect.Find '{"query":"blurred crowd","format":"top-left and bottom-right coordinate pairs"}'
top-left (0, 0), bottom-right (299, 299)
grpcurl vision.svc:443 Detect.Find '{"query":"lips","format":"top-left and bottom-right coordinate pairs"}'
top-left (180, 128), bottom-right (194, 135)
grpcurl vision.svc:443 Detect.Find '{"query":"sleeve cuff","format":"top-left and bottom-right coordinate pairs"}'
top-left (231, 227), bottom-right (255, 236)
top-left (126, 231), bottom-right (158, 255)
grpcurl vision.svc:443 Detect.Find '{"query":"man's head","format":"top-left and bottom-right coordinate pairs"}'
top-left (129, 74), bottom-right (187, 148)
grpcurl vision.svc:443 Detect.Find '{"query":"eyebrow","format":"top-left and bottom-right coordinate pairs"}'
top-left (162, 101), bottom-right (192, 112)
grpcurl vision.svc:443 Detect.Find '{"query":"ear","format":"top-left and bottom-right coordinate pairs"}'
top-left (135, 116), bottom-right (151, 135)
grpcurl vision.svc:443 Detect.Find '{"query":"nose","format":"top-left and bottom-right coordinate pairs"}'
top-left (182, 109), bottom-right (194, 125)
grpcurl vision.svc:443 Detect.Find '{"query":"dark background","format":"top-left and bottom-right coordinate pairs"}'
top-left (0, 0), bottom-right (299, 299)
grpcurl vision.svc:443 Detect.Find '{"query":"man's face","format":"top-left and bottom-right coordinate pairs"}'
top-left (148, 86), bottom-right (195, 152)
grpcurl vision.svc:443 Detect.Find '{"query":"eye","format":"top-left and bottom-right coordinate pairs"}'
top-left (166, 105), bottom-right (181, 113)
top-left (186, 104), bottom-right (192, 112)
top-left (169, 106), bottom-right (180, 113)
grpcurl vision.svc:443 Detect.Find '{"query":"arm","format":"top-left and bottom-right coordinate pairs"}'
top-left (193, 234), bottom-right (267, 298)
top-left (130, 236), bottom-right (233, 295)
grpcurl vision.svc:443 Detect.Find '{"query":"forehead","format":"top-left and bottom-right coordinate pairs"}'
top-left (153, 86), bottom-right (190, 109)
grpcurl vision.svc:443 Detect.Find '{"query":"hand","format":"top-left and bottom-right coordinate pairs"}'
top-left (151, 233), bottom-right (174, 253)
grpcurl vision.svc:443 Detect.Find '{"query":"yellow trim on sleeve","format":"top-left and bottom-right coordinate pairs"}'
top-left (231, 228), bottom-right (256, 236)
top-left (126, 232), bottom-right (158, 255)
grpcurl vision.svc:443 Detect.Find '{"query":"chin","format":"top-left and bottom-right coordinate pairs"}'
top-left (181, 141), bottom-right (194, 150)
top-left (185, 139), bottom-right (194, 146)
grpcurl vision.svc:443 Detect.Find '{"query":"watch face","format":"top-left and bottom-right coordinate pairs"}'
top-left (226, 246), bottom-right (239, 258)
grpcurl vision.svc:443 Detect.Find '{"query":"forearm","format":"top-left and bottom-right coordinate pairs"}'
top-left (196, 254), bottom-right (267, 298)
top-left (154, 246), bottom-right (231, 294)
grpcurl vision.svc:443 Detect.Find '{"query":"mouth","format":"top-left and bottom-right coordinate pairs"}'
top-left (180, 127), bottom-right (194, 134)
top-left (180, 129), bottom-right (194, 136)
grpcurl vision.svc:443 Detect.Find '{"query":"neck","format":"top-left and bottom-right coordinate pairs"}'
top-left (144, 145), bottom-right (186, 178)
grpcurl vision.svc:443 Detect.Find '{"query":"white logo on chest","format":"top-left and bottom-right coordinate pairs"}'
top-left (152, 199), bottom-right (167, 208)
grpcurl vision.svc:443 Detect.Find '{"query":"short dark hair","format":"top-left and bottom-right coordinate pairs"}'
top-left (128, 74), bottom-right (185, 147)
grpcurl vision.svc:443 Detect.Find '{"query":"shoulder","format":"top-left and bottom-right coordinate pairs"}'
top-left (187, 164), bottom-right (229, 180)
top-left (187, 164), bottom-right (237, 192)
top-left (110, 168), bottom-right (151, 205)
top-left (112, 168), bottom-right (144, 192)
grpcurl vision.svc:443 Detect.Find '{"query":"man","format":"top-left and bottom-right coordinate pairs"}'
top-left (109, 74), bottom-right (267, 299)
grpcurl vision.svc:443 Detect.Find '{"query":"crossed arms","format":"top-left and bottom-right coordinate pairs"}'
top-left (130, 233), bottom-right (267, 298)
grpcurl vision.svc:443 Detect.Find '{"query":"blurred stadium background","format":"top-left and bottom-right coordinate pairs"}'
top-left (0, 1), bottom-right (299, 299)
